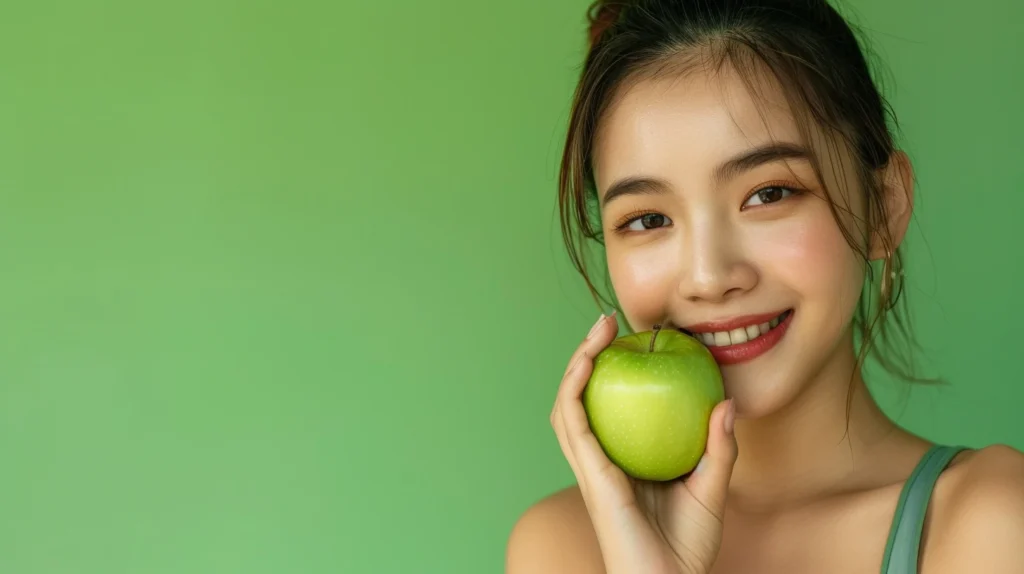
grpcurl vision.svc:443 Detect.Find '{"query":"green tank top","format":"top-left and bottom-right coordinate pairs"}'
top-left (879, 444), bottom-right (967, 574)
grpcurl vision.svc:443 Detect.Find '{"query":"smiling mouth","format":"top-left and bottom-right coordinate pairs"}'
top-left (679, 309), bottom-right (793, 347)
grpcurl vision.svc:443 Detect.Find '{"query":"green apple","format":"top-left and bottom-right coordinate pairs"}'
top-left (582, 324), bottom-right (724, 481)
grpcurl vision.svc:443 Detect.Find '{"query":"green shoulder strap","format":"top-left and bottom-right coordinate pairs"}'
top-left (880, 444), bottom-right (968, 574)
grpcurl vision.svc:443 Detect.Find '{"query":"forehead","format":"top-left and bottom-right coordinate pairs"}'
top-left (592, 62), bottom-right (805, 187)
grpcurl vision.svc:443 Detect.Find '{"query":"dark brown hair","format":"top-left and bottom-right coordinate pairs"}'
top-left (558, 0), bottom-right (931, 384)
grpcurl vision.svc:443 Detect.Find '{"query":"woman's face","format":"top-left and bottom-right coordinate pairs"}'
top-left (591, 64), bottom-right (876, 418)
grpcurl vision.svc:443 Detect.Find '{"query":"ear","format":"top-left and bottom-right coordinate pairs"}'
top-left (868, 150), bottom-right (915, 260)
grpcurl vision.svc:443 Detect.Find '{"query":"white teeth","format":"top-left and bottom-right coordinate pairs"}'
top-left (696, 312), bottom-right (788, 347)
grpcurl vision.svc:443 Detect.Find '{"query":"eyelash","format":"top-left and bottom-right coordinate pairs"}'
top-left (611, 181), bottom-right (806, 233)
top-left (611, 207), bottom-right (659, 231)
top-left (741, 180), bottom-right (806, 209)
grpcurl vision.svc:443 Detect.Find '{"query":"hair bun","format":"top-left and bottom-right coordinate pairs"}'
top-left (587, 1), bottom-right (625, 49)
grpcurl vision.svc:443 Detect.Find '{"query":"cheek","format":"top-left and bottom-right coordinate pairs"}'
top-left (764, 206), bottom-right (864, 322)
top-left (606, 240), bottom-right (679, 327)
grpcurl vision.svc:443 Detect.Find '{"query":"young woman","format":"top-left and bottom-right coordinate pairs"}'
top-left (506, 1), bottom-right (1024, 573)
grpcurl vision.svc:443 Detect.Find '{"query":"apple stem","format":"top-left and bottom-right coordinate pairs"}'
top-left (649, 324), bottom-right (661, 353)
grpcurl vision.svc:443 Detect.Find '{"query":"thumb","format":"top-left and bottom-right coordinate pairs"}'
top-left (684, 398), bottom-right (738, 519)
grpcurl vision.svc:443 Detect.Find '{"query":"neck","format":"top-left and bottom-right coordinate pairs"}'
top-left (728, 337), bottom-right (911, 509)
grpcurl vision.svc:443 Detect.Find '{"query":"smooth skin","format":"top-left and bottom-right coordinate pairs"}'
top-left (507, 62), bottom-right (1024, 573)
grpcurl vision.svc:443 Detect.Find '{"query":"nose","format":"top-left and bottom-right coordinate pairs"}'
top-left (678, 221), bottom-right (758, 304)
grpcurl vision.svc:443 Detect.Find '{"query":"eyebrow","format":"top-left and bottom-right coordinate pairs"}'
top-left (601, 142), bottom-right (812, 205)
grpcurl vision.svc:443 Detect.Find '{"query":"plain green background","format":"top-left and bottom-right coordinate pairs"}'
top-left (0, 0), bottom-right (1020, 572)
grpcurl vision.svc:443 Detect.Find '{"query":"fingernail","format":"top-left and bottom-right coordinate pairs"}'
top-left (724, 400), bottom-right (736, 435)
top-left (586, 314), bottom-right (606, 339)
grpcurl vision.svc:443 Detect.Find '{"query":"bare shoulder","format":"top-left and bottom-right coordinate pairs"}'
top-left (923, 444), bottom-right (1024, 573)
top-left (505, 485), bottom-right (605, 574)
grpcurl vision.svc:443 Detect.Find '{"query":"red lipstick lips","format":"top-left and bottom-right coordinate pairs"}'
top-left (680, 309), bottom-right (793, 365)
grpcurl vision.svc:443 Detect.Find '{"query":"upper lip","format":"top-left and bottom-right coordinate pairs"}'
top-left (679, 310), bottom-right (789, 334)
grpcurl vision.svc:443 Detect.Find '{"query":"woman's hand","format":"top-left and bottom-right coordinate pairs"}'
top-left (550, 311), bottom-right (738, 574)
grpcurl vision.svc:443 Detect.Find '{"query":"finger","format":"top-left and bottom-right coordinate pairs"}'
top-left (558, 347), bottom-right (622, 484)
top-left (683, 398), bottom-right (738, 520)
top-left (559, 312), bottom-right (618, 399)
top-left (550, 311), bottom-right (620, 492)
top-left (550, 403), bottom-right (587, 493)
top-left (557, 348), bottom-right (598, 439)
top-left (562, 310), bottom-right (619, 378)
top-left (552, 310), bottom-right (617, 465)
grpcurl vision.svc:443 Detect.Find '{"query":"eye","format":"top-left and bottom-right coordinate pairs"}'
top-left (622, 212), bottom-right (672, 232)
top-left (743, 185), bottom-right (796, 208)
